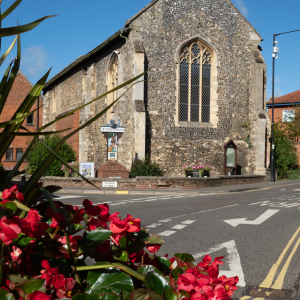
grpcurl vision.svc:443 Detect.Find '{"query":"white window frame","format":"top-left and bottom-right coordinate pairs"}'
top-left (282, 109), bottom-right (295, 122)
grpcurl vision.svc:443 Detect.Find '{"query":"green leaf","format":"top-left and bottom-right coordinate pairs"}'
top-left (0, 16), bottom-right (55, 37)
top-left (174, 253), bottom-right (195, 263)
top-left (0, 128), bottom-right (72, 136)
top-left (68, 223), bottom-right (86, 235)
top-left (0, 35), bottom-right (17, 67)
top-left (1, 0), bottom-right (22, 20)
top-left (112, 248), bottom-right (128, 262)
top-left (72, 294), bottom-right (119, 300)
top-left (78, 240), bottom-right (107, 254)
top-left (86, 267), bottom-right (134, 296)
top-left (0, 288), bottom-right (15, 300)
top-left (76, 262), bottom-right (113, 272)
top-left (0, 35), bottom-right (20, 117)
top-left (143, 272), bottom-right (171, 296)
top-left (171, 267), bottom-right (185, 282)
top-left (19, 279), bottom-right (45, 294)
top-left (0, 201), bottom-right (16, 211)
top-left (137, 265), bottom-right (164, 276)
top-left (164, 290), bottom-right (177, 300)
top-left (110, 263), bottom-right (145, 281)
top-left (119, 237), bottom-right (145, 254)
top-left (85, 228), bottom-right (112, 242)
top-left (155, 257), bottom-right (172, 275)
top-left (146, 290), bottom-right (164, 300)
top-left (9, 274), bottom-right (28, 285)
top-left (132, 228), bottom-right (149, 241)
top-left (39, 187), bottom-right (57, 213)
top-left (130, 289), bottom-right (150, 300)
top-left (146, 234), bottom-right (165, 245)
top-left (13, 234), bottom-right (35, 247)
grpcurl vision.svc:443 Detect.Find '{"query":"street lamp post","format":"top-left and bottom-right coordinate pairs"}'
top-left (270, 29), bottom-right (300, 182)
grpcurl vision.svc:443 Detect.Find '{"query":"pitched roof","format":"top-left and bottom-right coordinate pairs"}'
top-left (266, 90), bottom-right (300, 105)
top-left (44, 0), bottom-right (262, 90)
top-left (17, 70), bottom-right (33, 87)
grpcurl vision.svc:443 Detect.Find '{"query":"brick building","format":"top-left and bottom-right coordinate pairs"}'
top-left (1, 70), bottom-right (43, 170)
top-left (43, 0), bottom-right (270, 177)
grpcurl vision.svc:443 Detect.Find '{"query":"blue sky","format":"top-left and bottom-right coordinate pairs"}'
top-left (1, 0), bottom-right (300, 100)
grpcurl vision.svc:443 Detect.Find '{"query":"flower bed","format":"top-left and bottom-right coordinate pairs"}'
top-left (182, 163), bottom-right (213, 177)
top-left (0, 185), bottom-right (239, 300)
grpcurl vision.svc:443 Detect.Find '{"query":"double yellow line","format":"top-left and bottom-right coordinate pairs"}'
top-left (240, 225), bottom-right (300, 300)
top-left (260, 225), bottom-right (300, 290)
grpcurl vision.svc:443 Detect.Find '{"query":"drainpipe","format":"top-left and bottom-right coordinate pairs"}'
top-left (120, 27), bottom-right (129, 43)
top-left (36, 96), bottom-right (39, 132)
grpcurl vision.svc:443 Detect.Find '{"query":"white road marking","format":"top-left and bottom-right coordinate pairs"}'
top-left (159, 219), bottom-right (172, 222)
top-left (193, 240), bottom-right (246, 287)
top-left (52, 195), bottom-right (85, 200)
top-left (172, 224), bottom-right (187, 230)
top-left (146, 223), bottom-right (161, 228)
top-left (224, 209), bottom-right (279, 227)
top-left (159, 230), bottom-right (176, 236)
top-left (181, 220), bottom-right (196, 224)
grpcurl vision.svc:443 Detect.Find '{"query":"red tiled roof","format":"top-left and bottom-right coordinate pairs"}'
top-left (266, 89), bottom-right (300, 104)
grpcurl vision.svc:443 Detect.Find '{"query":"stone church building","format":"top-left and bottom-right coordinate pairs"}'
top-left (43, 0), bottom-right (269, 177)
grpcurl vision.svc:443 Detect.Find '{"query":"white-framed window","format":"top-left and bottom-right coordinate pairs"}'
top-left (282, 109), bottom-right (295, 122)
top-left (179, 40), bottom-right (212, 123)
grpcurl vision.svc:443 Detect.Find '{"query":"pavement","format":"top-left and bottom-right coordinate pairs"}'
top-left (58, 179), bottom-right (300, 195)
top-left (51, 179), bottom-right (300, 300)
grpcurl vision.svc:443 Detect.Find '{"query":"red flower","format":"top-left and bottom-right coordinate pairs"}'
top-left (58, 235), bottom-right (82, 252)
top-left (87, 217), bottom-right (101, 231)
top-left (52, 274), bottom-right (76, 298)
top-left (83, 199), bottom-right (99, 216)
top-left (51, 212), bottom-right (64, 228)
top-left (178, 273), bottom-right (197, 292)
top-left (218, 275), bottom-right (239, 297)
top-left (2, 185), bottom-right (24, 202)
top-left (0, 217), bottom-right (21, 245)
top-left (98, 203), bottom-right (110, 221)
top-left (146, 244), bottom-right (161, 253)
top-left (126, 214), bottom-right (141, 232)
top-left (11, 246), bottom-right (22, 263)
top-left (29, 291), bottom-right (51, 300)
top-left (22, 210), bottom-right (49, 238)
top-left (73, 209), bottom-right (84, 223)
top-left (109, 212), bottom-right (128, 233)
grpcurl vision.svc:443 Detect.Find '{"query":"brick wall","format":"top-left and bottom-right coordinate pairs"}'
top-left (55, 110), bottom-right (80, 159)
top-left (0, 72), bottom-right (42, 170)
top-left (267, 106), bottom-right (293, 122)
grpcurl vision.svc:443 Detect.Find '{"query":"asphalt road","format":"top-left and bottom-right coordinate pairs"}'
top-left (52, 183), bottom-right (300, 299)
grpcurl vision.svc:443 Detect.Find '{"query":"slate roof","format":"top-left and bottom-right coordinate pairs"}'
top-left (43, 0), bottom-right (262, 90)
top-left (266, 90), bottom-right (300, 105)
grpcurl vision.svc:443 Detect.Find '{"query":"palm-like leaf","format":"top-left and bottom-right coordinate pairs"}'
top-left (1, 0), bottom-right (22, 20)
top-left (0, 35), bottom-right (17, 67)
top-left (0, 16), bottom-right (55, 37)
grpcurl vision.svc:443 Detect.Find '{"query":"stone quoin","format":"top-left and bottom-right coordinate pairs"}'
top-left (42, 0), bottom-right (270, 177)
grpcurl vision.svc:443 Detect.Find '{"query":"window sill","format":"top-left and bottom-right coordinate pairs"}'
top-left (25, 124), bottom-right (35, 126)
top-left (177, 121), bottom-right (215, 128)
top-left (4, 160), bottom-right (25, 162)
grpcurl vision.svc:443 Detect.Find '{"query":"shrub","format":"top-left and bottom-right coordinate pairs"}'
top-left (0, 185), bottom-right (239, 300)
top-left (130, 154), bottom-right (164, 177)
top-left (27, 135), bottom-right (77, 177)
top-left (274, 123), bottom-right (298, 179)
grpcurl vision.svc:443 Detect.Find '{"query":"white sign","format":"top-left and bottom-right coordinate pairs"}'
top-left (101, 127), bottom-right (125, 133)
top-left (102, 181), bottom-right (118, 188)
top-left (193, 240), bottom-right (246, 287)
top-left (224, 209), bottom-right (279, 227)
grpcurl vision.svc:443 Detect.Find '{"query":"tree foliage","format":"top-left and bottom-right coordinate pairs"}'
top-left (130, 154), bottom-right (164, 178)
top-left (274, 122), bottom-right (298, 178)
top-left (282, 105), bottom-right (300, 141)
top-left (26, 135), bottom-right (76, 177)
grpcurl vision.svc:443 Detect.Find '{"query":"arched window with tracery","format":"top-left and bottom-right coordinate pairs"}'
top-left (107, 53), bottom-right (118, 120)
top-left (179, 40), bottom-right (212, 123)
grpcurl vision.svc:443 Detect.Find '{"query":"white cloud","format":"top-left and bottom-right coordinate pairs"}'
top-left (234, 0), bottom-right (248, 18)
top-left (21, 46), bottom-right (49, 79)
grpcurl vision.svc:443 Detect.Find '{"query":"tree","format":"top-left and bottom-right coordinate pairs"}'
top-left (26, 135), bottom-right (76, 176)
top-left (274, 122), bottom-right (298, 178)
top-left (282, 105), bottom-right (300, 141)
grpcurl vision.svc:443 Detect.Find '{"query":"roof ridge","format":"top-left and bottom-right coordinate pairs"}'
top-left (266, 89), bottom-right (300, 104)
